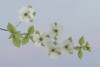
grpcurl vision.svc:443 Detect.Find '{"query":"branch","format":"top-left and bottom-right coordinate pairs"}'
top-left (0, 22), bottom-right (24, 35)
top-left (15, 21), bottom-right (21, 28)
top-left (0, 28), bottom-right (8, 31)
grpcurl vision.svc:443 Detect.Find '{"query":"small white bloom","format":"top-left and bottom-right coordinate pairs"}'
top-left (45, 43), bottom-right (61, 59)
top-left (33, 31), bottom-right (49, 47)
top-left (60, 40), bottom-right (74, 56)
top-left (49, 23), bottom-right (64, 39)
top-left (19, 7), bottom-right (34, 23)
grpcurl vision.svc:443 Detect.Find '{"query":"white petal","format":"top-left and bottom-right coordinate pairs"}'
top-left (19, 7), bottom-right (27, 15)
top-left (40, 31), bottom-right (47, 37)
top-left (48, 43), bottom-right (56, 48)
top-left (49, 31), bottom-right (56, 38)
top-left (23, 18), bottom-right (29, 23)
top-left (50, 52), bottom-right (58, 59)
top-left (42, 37), bottom-right (50, 46)
top-left (30, 15), bottom-right (34, 20)
top-left (56, 46), bottom-right (61, 52)
top-left (61, 40), bottom-right (70, 47)
top-left (62, 49), bottom-right (69, 56)
top-left (45, 48), bottom-right (50, 54)
top-left (34, 42), bottom-right (41, 47)
top-left (60, 40), bottom-right (68, 47)
top-left (50, 24), bottom-right (56, 30)
top-left (19, 16), bottom-right (24, 22)
top-left (33, 34), bottom-right (39, 41)
top-left (68, 45), bottom-right (74, 52)
top-left (57, 24), bottom-right (64, 32)
top-left (29, 8), bottom-right (34, 13)
top-left (56, 33), bottom-right (61, 39)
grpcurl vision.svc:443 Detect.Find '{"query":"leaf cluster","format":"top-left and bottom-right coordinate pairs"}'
top-left (74, 36), bottom-right (91, 60)
top-left (7, 23), bottom-right (35, 47)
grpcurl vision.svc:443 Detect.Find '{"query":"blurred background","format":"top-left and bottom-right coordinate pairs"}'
top-left (0, 0), bottom-right (100, 67)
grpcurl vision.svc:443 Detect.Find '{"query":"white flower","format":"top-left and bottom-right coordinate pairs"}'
top-left (33, 31), bottom-right (50, 47)
top-left (49, 23), bottom-right (64, 39)
top-left (60, 40), bottom-right (74, 56)
top-left (19, 7), bottom-right (34, 23)
top-left (45, 43), bottom-right (61, 59)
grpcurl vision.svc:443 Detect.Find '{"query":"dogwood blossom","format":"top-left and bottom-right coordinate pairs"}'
top-left (33, 31), bottom-right (49, 47)
top-left (45, 43), bottom-right (61, 59)
top-left (19, 7), bottom-right (34, 23)
top-left (49, 23), bottom-right (64, 39)
top-left (0, 5), bottom-right (91, 60)
top-left (60, 40), bottom-right (74, 56)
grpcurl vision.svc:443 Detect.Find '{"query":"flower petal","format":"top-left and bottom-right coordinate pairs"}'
top-left (50, 52), bottom-right (58, 59)
top-left (34, 42), bottom-right (41, 47)
top-left (62, 49), bottom-right (69, 56)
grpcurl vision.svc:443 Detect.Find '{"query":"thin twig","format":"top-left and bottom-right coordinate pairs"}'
top-left (0, 28), bottom-right (8, 31)
top-left (0, 22), bottom-right (24, 35)
top-left (15, 21), bottom-right (21, 28)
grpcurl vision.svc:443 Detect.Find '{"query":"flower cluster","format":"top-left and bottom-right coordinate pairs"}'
top-left (18, 6), bottom-right (75, 59)
top-left (32, 23), bottom-right (74, 59)
top-left (2, 6), bottom-right (91, 60)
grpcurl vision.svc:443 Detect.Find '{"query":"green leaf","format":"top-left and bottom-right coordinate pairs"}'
top-left (46, 34), bottom-right (50, 38)
top-left (28, 5), bottom-right (32, 8)
top-left (68, 37), bottom-right (73, 42)
top-left (74, 46), bottom-right (81, 50)
top-left (70, 52), bottom-right (73, 54)
top-left (22, 37), bottom-right (29, 45)
top-left (57, 52), bottom-right (61, 55)
top-left (8, 34), bottom-right (15, 39)
top-left (12, 37), bottom-right (21, 48)
top-left (33, 12), bottom-right (36, 16)
top-left (24, 33), bottom-right (28, 36)
top-left (78, 50), bottom-right (83, 60)
top-left (30, 19), bottom-right (33, 22)
top-left (28, 26), bottom-right (34, 35)
top-left (7, 23), bottom-right (16, 33)
top-left (79, 36), bottom-right (85, 45)
top-left (29, 36), bottom-right (35, 43)
top-left (82, 46), bottom-right (87, 50)
top-left (35, 30), bottom-right (40, 35)
top-left (15, 31), bottom-right (23, 38)
top-left (87, 47), bottom-right (91, 52)
top-left (54, 41), bottom-right (57, 45)
top-left (54, 22), bottom-right (57, 26)
top-left (86, 41), bottom-right (90, 47)
top-left (54, 37), bottom-right (57, 40)
top-left (41, 43), bottom-right (45, 46)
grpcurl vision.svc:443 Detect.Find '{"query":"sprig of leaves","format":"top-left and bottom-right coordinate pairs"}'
top-left (7, 23), bottom-right (22, 48)
top-left (7, 23), bottom-right (35, 47)
top-left (74, 36), bottom-right (91, 60)
top-left (22, 25), bottom-right (35, 45)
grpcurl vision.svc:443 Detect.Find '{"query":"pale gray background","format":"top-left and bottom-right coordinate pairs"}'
top-left (0, 0), bottom-right (100, 67)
